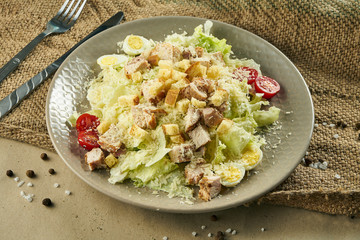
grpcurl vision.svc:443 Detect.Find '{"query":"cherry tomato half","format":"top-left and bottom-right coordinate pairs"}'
top-left (76, 113), bottom-right (100, 132)
top-left (254, 76), bottom-right (280, 99)
top-left (78, 130), bottom-right (100, 151)
top-left (233, 67), bottom-right (258, 84)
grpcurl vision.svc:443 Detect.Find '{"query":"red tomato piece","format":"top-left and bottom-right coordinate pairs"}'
top-left (76, 113), bottom-right (100, 132)
top-left (78, 130), bottom-right (100, 151)
top-left (254, 76), bottom-right (280, 99)
top-left (233, 67), bottom-right (258, 84)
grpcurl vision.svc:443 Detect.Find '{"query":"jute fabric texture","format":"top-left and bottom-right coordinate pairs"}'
top-left (0, 0), bottom-right (359, 216)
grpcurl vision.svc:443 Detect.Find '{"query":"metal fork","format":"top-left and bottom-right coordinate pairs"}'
top-left (0, 0), bottom-right (87, 84)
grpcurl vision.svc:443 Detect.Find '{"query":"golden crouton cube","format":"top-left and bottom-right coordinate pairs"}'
top-left (175, 59), bottom-right (191, 72)
top-left (158, 60), bottom-right (173, 69)
top-left (185, 62), bottom-right (207, 81)
top-left (158, 68), bottom-right (172, 81)
top-left (129, 124), bottom-right (149, 140)
top-left (191, 97), bottom-right (206, 108)
top-left (170, 134), bottom-right (185, 144)
top-left (97, 120), bottom-right (112, 135)
top-left (162, 124), bottom-right (180, 136)
top-left (164, 78), bottom-right (178, 91)
top-left (104, 154), bottom-right (118, 168)
top-left (207, 66), bottom-right (221, 79)
top-left (172, 70), bottom-right (187, 82)
top-left (209, 88), bottom-right (229, 107)
top-left (165, 89), bottom-right (180, 107)
top-left (176, 98), bottom-right (191, 114)
top-left (131, 71), bottom-right (143, 83)
top-left (217, 119), bottom-right (233, 134)
top-left (118, 95), bottom-right (140, 106)
top-left (148, 80), bottom-right (165, 96)
top-left (170, 79), bottom-right (190, 90)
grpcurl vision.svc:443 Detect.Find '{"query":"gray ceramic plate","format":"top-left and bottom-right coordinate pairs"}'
top-left (46, 16), bottom-right (314, 213)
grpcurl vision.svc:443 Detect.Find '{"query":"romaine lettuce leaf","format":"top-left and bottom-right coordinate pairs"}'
top-left (253, 106), bottom-right (280, 127)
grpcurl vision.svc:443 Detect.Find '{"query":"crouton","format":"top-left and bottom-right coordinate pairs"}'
top-left (129, 124), bottom-right (149, 140)
top-left (165, 88), bottom-right (180, 107)
top-left (191, 97), bottom-right (207, 108)
top-left (104, 154), bottom-right (118, 168)
top-left (176, 98), bottom-right (191, 114)
top-left (208, 88), bottom-right (229, 107)
top-left (118, 95), bottom-right (140, 106)
top-left (162, 124), bottom-right (180, 136)
top-left (185, 62), bottom-right (207, 81)
top-left (216, 119), bottom-right (233, 134)
top-left (170, 134), bottom-right (185, 144)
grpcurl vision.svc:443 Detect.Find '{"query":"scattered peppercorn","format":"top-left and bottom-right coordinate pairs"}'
top-left (341, 122), bottom-right (347, 129)
top-left (40, 153), bottom-right (48, 160)
top-left (6, 170), bottom-right (14, 177)
top-left (48, 168), bottom-right (55, 175)
top-left (215, 231), bottom-right (225, 240)
top-left (26, 170), bottom-right (35, 178)
top-left (304, 158), bottom-right (312, 166)
top-left (350, 215), bottom-right (355, 219)
top-left (210, 215), bottom-right (218, 221)
top-left (355, 123), bottom-right (360, 131)
top-left (42, 198), bottom-right (52, 206)
top-left (336, 121), bottom-right (342, 128)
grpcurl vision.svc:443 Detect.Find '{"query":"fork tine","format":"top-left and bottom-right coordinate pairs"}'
top-left (67, 0), bottom-right (87, 26)
top-left (58, 0), bottom-right (75, 21)
top-left (65, 0), bottom-right (82, 23)
top-left (54, 0), bottom-right (70, 19)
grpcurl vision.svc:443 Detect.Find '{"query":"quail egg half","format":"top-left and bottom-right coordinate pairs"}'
top-left (214, 162), bottom-right (246, 187)
top-left (240, 143), bottom-right (263, 170)
top-left (122, 35), bottom-right (150, 56)
top-left (97, 54), bottom-right (128, 69)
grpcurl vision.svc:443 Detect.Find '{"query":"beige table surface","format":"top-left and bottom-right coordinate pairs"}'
top-left (1, 137), bottom-right (358, 240)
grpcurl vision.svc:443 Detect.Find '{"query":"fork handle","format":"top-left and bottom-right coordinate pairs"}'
top-left (0, 31), bottom-right (50, 84)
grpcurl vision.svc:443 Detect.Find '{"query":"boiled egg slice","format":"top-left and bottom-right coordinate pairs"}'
top-left (214, 163), bottom-right (245, 187)
top-left (97, 54), bottom-right (128, 69)
top-left (122, 35), bottom-right (150, 56)
top-left (240, 143), bottom-right (263, 170)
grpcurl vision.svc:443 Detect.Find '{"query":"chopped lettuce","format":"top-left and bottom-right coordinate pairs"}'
top-left (193, 22), bottom-right (232, 56)
top-left (212, 140), bottom-right (227, 165)
top-left (218, 123), bottom-right (252, 157)
top-left (253, 106), bottom-right (280, 127)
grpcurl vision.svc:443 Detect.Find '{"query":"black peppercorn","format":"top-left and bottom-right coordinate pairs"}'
top-left (6, 170), bottom-right (13, 177)
top-left (215, 231), bottom-right (225, 240)
top-left (210, 215), bottom-right (218, 221)
top-left (26, 170), bottom-right (35, 178)
top-left (48, 168), bottom-right (55, 175)
top-left (42, 198), bottom-right (52, 206)
top-left (40, 153), bottom-right (48, 160)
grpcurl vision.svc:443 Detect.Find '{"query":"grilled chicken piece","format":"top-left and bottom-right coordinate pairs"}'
top-left (184, 106), bottom-right (201, 132)
top-left (168, 143), bottom-right (195, 163)
top-left (188, 125), bottom-right (211, 149)
top-left (85, 148), bottom-right (106, 171)
top-left (147, 43), bottom-right (181, 65)
top-left (141, 79), bottom-right (166, 105)
top-left (132, 104), bottom-right (166, 130)
top-left (198, 175), bottom-right (222, 201)
top-left (124, 56), bottom-right (150, 78)
top-left (201, 108), bottom-right (223, 127)
top-left (185, 158), bottom-right (209, 185)
top-left (98, 124), bottom-right (122, 153)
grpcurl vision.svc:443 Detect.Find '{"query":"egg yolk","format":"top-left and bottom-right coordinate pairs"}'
top-left (241, 148), bottom-right (260, 166)
top-left (100, 56), bottom-right (118, 66)
top-left (222, 166), bottom-right (242, 183)
top-left (127, 36), bottom-right (143, 50)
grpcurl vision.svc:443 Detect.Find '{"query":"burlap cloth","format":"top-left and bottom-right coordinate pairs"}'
top-left (0, 0), bottom-right (359, 216)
